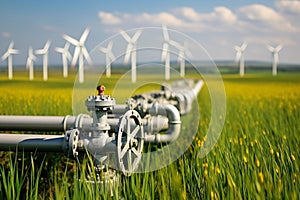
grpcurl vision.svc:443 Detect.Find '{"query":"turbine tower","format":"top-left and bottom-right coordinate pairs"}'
top-left (171, 40), bottom-right (192, 77)
top-left (26, 46), bottom-right (37, 80)
top-left (62, 27), bottom-right (93, 83)
top-left (55, 42), bottom-right (72, 78)
top-left (99, 41), bottom-right (115, 78)
top-left (120, 29), bottom-right (142, 83)
top-left (1, 41), bottom-right (19, 80)
top-left (35, 40), bottom-right (51, 81)
top-left (234, 42), bottom-right (247, 76)
top-left (267, 45), bottom-right (283, 76)
top-left (161, 25), bottom-right (180, 80)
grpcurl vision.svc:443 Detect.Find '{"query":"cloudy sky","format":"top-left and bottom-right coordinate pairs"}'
top-left (0, 0), bottom-right (300, 66)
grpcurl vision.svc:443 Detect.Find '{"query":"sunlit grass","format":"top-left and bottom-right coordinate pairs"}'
top-left (0, 70), bottom-right (299, 199)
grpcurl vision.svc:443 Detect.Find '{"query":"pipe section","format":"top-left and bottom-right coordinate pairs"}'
top-left (0, 134), bottom-right (65, 152)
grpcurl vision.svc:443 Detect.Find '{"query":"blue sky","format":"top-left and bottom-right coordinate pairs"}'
top-left (0, 0), bottom-right (300, 66)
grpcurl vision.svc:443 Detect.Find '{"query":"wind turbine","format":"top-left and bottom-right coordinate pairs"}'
top-left (120, 29), bottom-right (142, 83)
top-left (62, 27), bottom-right (93, 83)
top-left (170, 40), bottom-right (192, 77)
top-left (161, 25), bottom-right (180, 80)
top-left (26, 46), bottom-right (37, 80)
top-left (267, 45), bottom-right (283, 76)
top-left (35, 40), bottom-right (51, 81)
top-left (1, 41), bottom-right (19, 80)
top-left (234, 42), bottom-right (247, 76)
top-left (99, 41), bottom-right (115, 78)
top-left (55, 42), bottom-right (72, 78)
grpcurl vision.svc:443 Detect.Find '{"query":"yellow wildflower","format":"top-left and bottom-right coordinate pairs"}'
top-left (283, 135), bottom-right (287, 140)
top-left (215, 167), bottom-right (221, 174)
top-left (291, 154), bottom-right (296, 161)
top-left (204, 169), bottom-right (208, 176)
top-left (256, 159), bottom-right (260, 168)
top-left (270, 148), bottom-right (274, 155)
top-left (243, 156), bottom-right (248, 164)
top-left (258, 172), bottom-right (264, 183)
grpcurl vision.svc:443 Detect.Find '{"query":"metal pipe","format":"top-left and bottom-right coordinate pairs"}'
top-left (145, 103), bottom-right (181, 143)
top-left (0, 115), bottom-right (92, 132)
top-left (0, 134), bottom-right (65, 152)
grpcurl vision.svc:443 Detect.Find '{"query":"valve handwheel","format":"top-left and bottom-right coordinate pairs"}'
top-left (117, 110), bottom-right (144, 176)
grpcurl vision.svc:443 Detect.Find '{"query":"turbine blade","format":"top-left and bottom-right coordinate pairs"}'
top-left (8, 41), bottom-right (14, 50)
top-left (9, 49), bottom-right (19, 54)
top-left (62, 34), bottom-right (79, 46)
top-left (99, 47), bottom-right (107, 53)
top-left (71, 47), bottom-right (80, 68)
top-left (44, 40), bottom-right (51, 51)
top-left (79, 27), bottom-right (90, 43)
top-left (82, 46), bottom-right (93, 65)
top-left (267, 45), bottom-right (275, 52)
top-left (1, 52), bottom-right (9, 61)
top-left (64, 42), bottom-right (70, 50)
top-left (120, 30), bottom-right (131, 42)
top-left (169, 40), bottom-right (181, 49)
top-left (55, 47), bottom-right (64, 53)
top-left (241, 42), bottom-right (247, 51)
top-left (132, 30), bottom-right (142, 42)
top-left (162, 25), bottom-right (170, 41)
top-left (107, 41), bottom-right (113, 50)
top-left (35, 49), bottom-right (45, 54)
top-left (275, 45), bottom-right (283, 52)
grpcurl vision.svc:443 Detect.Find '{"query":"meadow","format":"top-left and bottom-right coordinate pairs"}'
top-left (0, 69), bottom-right (299, 199)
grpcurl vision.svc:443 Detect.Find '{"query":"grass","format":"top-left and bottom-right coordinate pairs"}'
top-left (0, 69), bottom-right (299, 199)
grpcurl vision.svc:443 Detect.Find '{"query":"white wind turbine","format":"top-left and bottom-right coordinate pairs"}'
top-left (161, 25), bottom-right (180, 80)
top-left (99, 41), bottom-right (115, 78)
top-left (26, 46), bottom-right (37, 80)
top-left (120, 29), bottom-right (142, 83)
top-left (234, 42), bottom-right (248, 76)
top-left (1, 41), bottom-right (19, 80)
top-left (55, 42), bottom-right (72, 78)
top-left (267, 45), bottom-right (283, 76)
top-left (171, 40), bottom-right (192, 77)
top-left (35, 40), bottom-right (51, 81)
top-left (62, 27), bottom-right (93, 83)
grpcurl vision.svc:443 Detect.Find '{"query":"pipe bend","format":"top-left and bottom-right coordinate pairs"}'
top-left (146, 103), bottom-right (181, 144)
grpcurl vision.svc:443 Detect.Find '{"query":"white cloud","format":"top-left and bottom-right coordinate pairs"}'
top-left (98, 4), bottom-right (299, 34)
top-left (99, 11), bottom-right (122, 25)
top-left (2, 32), bottom-right (11, 38)
top-left (237, 4), bottom-right (297, 32)
top-left (275, 0), bottom-right (300, 14)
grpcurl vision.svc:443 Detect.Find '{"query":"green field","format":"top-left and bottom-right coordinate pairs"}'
top-left (0, 70), bottom-right (299, 199)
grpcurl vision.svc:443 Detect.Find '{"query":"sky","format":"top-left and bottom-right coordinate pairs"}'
top-left (0, 0), bottom-right (300, 67)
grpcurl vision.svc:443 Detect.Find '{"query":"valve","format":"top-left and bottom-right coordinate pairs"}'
top-left (117, 110), bottom-right (144, 176)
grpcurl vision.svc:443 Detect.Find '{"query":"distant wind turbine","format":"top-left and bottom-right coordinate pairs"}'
top-left (161, 25), bottom-right (180, 80)
top-left (120, 29), bottom-right (142, 83)
top-left (26, 46), bottom-right (37, 80)
top-left (171, 40), bottom-right (192, 77)
top-left (35, 40), bottom-right (51, 81)
top-left (1, 41), bottom-right (19, 80)
top-left (234, 42), bottom-right (247, 76)
top-left (267, 45), bottom-right (283, 76)
top-left (99, 41), bottom-right (115, 78)
top-left (55, 42), bottom-right (72, 78)
top-left (62, 27), bottom-right (93, 83)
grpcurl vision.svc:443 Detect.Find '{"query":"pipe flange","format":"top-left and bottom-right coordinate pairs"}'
top-left (64, 129), bottom-right (79, 158)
